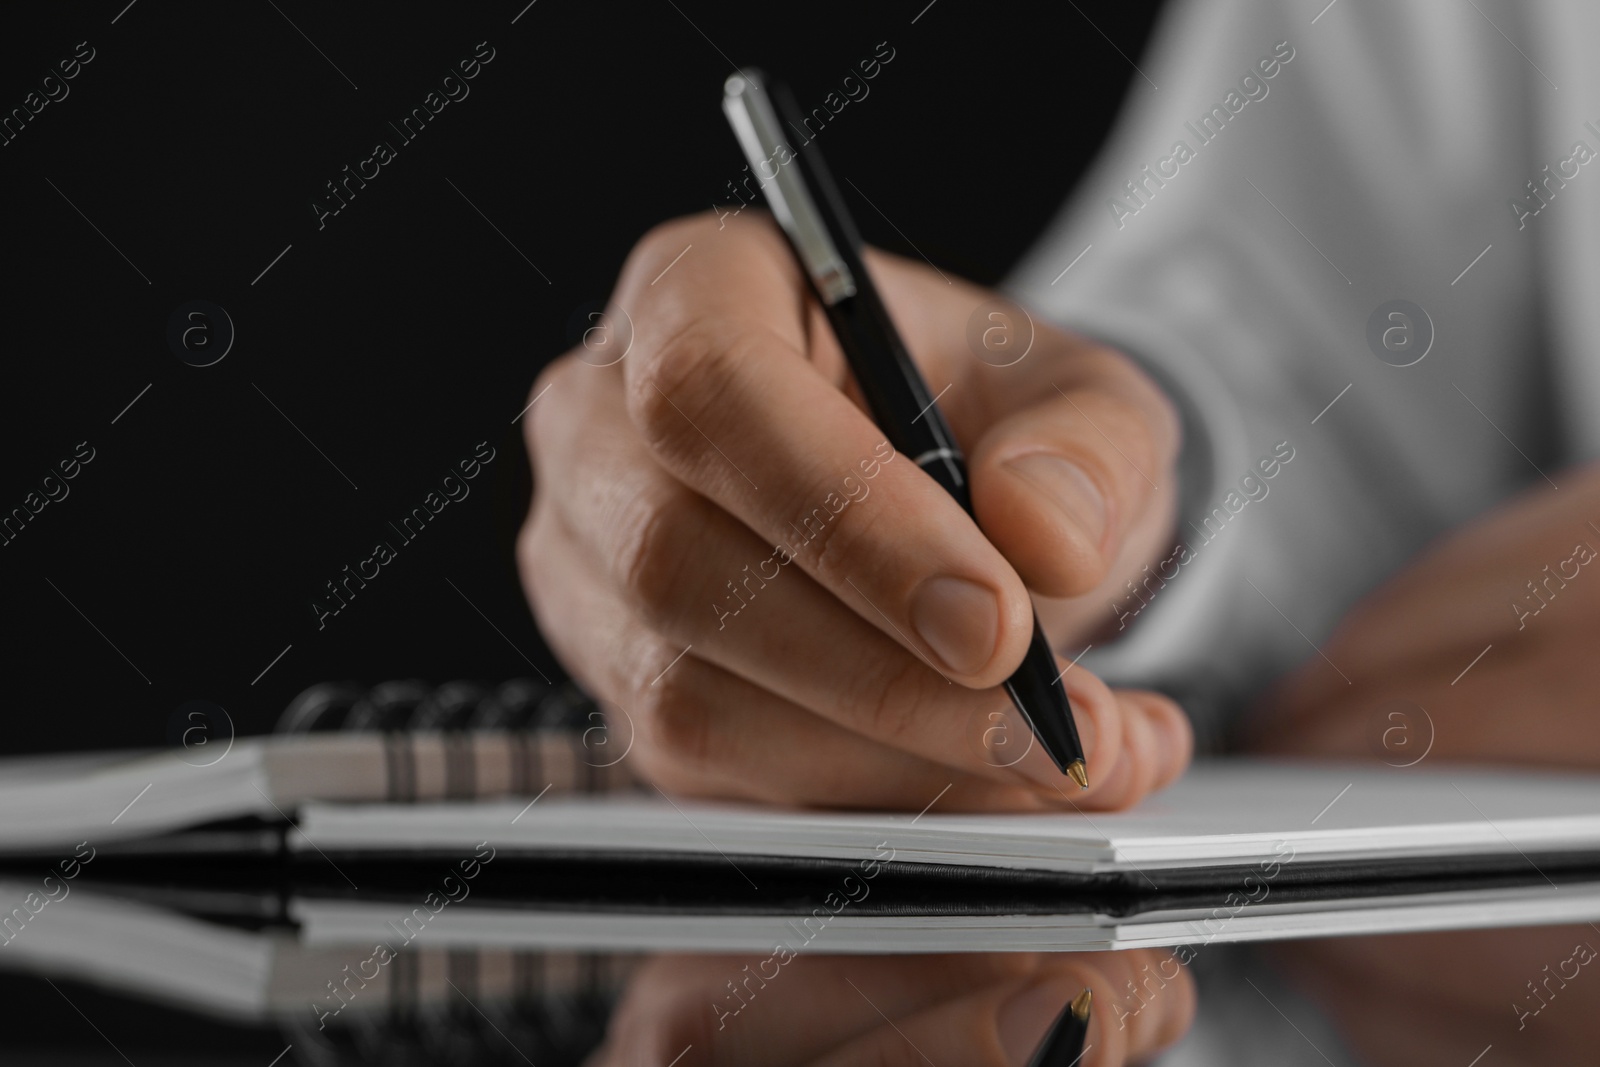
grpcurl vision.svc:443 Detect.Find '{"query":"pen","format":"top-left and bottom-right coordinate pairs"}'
top-left (1028, 988), bottom-right (1093, 1067)
top-left (722, 70), bottom-right (1089, 788)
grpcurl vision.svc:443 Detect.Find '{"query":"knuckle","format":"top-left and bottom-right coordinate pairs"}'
top-left (626, 323), bottom-right (741, 467)
top-left (781, 475), bottom-right (897, 593)
top-left (626, 216), bottom-right (705, 279)
top-left (514, 509), bottom-right (549, 590)
top-left (623, 211), bottom-right (767, 287)
top-left (1138, 377), bottom-right (1183, 470)
top-left (513, 529), bottom-right (601, 697)
top-left (1093, 345), bottom-right (1182, 470)
top-left (524, 355), bottom-right (578, 463)
top-left (612, 488), bottom-right (697, 629)
top-left (633, 667), bottom-right (715, 773)
top-left (787, 497), bottom-right (858, 586)
top-left (1077, 401), bottom-right (1167, 502)
top-left (854, 653), bottom-right (936, 748)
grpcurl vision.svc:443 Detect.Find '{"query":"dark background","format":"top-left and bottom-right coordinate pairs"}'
top-left (0, 0), bottom-right (1165, 757)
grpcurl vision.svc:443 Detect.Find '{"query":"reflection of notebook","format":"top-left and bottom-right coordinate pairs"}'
top-left (290, 873), bottom-right (1600, 953)
top-left (0, 880), bottom-right (625, 1065)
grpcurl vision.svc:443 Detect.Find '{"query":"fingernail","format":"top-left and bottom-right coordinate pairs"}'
top-left (1004, 454), bottom-right (1108, 553)
top-left (910, 576), bottom-right (999, 676)
top-left (998, 978), bottom-right (1081, 1066)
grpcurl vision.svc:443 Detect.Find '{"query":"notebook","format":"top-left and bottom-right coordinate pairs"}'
top-left (0, 679), bottom-right (636, 852)
top-left (7, 678), bottom-right (1600, 951)
top-left (282, 760), bottom-right (1600, 951)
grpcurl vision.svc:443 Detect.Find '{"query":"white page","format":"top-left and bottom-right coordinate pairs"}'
top-left (295, 760), bottom-right (1600, 873)
top-left (0, 744), bottom-right (275, 850)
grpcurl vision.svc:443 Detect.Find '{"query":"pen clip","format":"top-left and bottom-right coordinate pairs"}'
top-left (723, 70), bottom-right (858, 305)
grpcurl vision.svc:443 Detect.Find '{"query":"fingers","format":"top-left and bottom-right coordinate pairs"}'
top-left (523, 345), bottom-right (1188, 804)
top-left (614, 215), bottom-right (1035, 687)
top-left (520, 486), bottom-right (1032, 807)
top-left (1333, 465), bottom-right (1600, 668)
top-left (1252, 628), bottom-right (1600, 770)
top-left (1258, 464), bottom-right (1600, 725)
top-left (524, 492), bottom-right (1187, 806)
top-left (970, 380), bottom-right (1178, 600)
top-left (861, 247), bottom-right (1182, 602)
top-left (523, 211), bottom-right (1194, 809)
top-left (592, 953), bottom-right (1039, 1067)
top-left (1085, 689), bottom-right (1192, 808)
top-left (629, 641), bottom-right (1067, 813)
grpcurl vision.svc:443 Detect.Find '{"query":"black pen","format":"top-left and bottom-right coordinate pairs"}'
top-left (1028, 988), bottom-right (1092, 1067)
top-left (722, 70), bottom-right (1089, 788)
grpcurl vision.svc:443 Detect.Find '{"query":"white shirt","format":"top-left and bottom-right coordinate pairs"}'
top-left (1010, 0), bottom-right (1591, 727)
top-left (1007, 0), bottom-right (1594, 1059)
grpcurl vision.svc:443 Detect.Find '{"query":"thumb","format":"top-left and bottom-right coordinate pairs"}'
top-left (966, 350), bottom-right (1181, 600)
top-left (857, 248), bottom-right (1180, 605)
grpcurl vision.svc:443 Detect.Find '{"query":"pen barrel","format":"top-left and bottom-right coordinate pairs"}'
top-left (763, 74), bottom-right (973, 514)
top-left (731, 69), bottom-right (1088, 778)
top-left (823, 293), bottom-right (973, 514)
top-left (1006, 619), bottom-right (1086, 776)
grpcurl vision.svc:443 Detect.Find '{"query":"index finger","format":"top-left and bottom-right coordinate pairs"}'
top-left (616, 211), bottom-right (1033, 688)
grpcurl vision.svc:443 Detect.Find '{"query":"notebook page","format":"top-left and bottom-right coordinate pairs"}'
top-left (296, 760), bottom-right (1600, 874)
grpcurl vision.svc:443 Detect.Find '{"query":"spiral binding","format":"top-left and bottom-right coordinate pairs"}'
top-left (274, 678), bottom-right (599, 736)
top-left (271, 680), bottom-right (635, 1064)
top-left (273, 678), bottom-right (638, 800)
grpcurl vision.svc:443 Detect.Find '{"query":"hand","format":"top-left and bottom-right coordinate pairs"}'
top-left (1248, 464), bottom-right (1600, 1064)
top-left (587, 950), bottom-right (1194, 1067)
top-left (518, 211), bottom-right (1191, 810)
top-left (1269, 927), bottom-right (1600, 1066)
top-left (1250, 462), bottom-right (1600, 768)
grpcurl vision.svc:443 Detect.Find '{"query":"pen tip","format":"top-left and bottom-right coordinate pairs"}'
top-left (1066, 760), bottom-right (1089, 790)
top-left (1070, 987), bottom-right (1092, 1021)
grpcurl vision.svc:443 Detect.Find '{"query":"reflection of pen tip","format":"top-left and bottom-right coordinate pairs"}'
top-left (1070, 987), bottom-right (1092, 1021)
top-left (1066, 759), bottom-right (1089, 790)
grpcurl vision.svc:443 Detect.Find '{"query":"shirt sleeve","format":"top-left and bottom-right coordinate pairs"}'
top-left (1004, 0), bottom-right (1554, 735)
